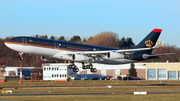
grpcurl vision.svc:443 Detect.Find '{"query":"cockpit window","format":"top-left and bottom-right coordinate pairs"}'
top-left (9, 38), bottom-right (16, 41)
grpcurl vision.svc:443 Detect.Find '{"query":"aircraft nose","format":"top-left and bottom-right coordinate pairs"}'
top-left (4, 41), bottom-right (10, 48)
top-left (4, 39), bottom-right (13, 49)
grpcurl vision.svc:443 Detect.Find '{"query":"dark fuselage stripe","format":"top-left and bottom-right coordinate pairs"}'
top-left (5, 42), bottom-right (87, 52)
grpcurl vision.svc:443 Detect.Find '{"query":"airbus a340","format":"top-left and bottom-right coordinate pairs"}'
top-left (5, 29), bottom-right (172, 72)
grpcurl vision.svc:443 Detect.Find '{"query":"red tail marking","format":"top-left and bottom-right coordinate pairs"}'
top-left (152, 29), bottom-right (162, 33)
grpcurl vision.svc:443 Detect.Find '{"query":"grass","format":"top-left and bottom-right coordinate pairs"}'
top-left (1, 80), bottom-right (180, 87)
top-left (0, 94), bottom-right (180, 101)
top-left (1, 80), bottom-right (180, 100)
top-left (2, 86), bottom-right (180, 94)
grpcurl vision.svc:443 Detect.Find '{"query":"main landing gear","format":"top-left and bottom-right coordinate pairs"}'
top-left (68, 63), bottom-right (79, 72)
top-left (68, 62), bottom-right (97, 73)
top-left (82, 63), bottom-right (97, 73)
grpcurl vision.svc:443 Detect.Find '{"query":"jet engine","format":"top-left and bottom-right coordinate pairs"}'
top-left (41, 56), bottom-right (59, 61)
top-left (53, 53), bottom-right (89, 62)
top-left (72, 54), bottom-right (89, 61)
top-left (107, 52), bottom-right (124, 59)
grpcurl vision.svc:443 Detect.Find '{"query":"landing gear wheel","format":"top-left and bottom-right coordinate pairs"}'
top-left (90, 68), bottom-right (97, 72)
top-left (19, 57), bottom-right (23, 60)
top-left (68, 65), bottom-right (72, 69)
top-left (84, 65), bottom-right (93, 69)
top-left (86, 65), bottom-right (90, 69)
top-left (71, 65), bottom-right (75, 69)
top-left (89, 65), bottom-right (93, 69)
top-left (73, 68), bottom-right (79, 72)
top-left (68, 65), bottom-right (75, 69)
top-left (82, 65), bottom-right (86, 69)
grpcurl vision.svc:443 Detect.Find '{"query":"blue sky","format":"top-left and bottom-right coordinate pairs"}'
top-left (0, 0), bottom-right (180, 47)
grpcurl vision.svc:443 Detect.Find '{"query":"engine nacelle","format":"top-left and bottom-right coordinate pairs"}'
top-left (41, 56), bottom-right (59, 61)
top-left (107, 52), bottom-right (124, 59)
top-left (72, 54), bottom-right (89, 61)
top-left (52, 53), bottom-right (89, 62)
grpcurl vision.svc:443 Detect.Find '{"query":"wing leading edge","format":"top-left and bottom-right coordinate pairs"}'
top-left (60, 43), bottom-right (161, 56)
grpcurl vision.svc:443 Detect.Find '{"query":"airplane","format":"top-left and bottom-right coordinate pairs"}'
top-left (4, 28), bottom-right (172, 72)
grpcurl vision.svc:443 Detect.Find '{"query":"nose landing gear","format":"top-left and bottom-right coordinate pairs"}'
top-left (19, 52), bottom-right (23, 60)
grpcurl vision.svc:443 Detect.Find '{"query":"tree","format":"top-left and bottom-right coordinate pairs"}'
top-left (69, 35), bottom-right (81, 43)
top-left (126, 37), bottom-right (135, 48)
top-left (82, 38), bottom-right (87, 43)
top-left (35, 35), bottom-right (39, 38)
top-left (58, 36), bottom-right (66, 41)
top-left (44, 35), bottom-right (48, 39)
top-left (129, 63), bottom-right (137, 77)
top-left (118, 37), bottom-right (135, 49)
top-left (118, 37), bottom-right (126, 48)
top-left (50, 35), bottom-right (55, 40)
top-left (83, 32), bottom-right (118, 48)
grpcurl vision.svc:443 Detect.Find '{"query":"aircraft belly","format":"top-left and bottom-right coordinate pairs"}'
top-left (93, 58), bottom-right (138, 64)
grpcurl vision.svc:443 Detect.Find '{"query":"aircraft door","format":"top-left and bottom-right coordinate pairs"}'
top-left (22, 38), bottom-right (27, 46)
top-left (54, 42), bottom-right (59, 49)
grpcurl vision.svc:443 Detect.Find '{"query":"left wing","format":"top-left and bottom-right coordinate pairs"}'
top-left (52, 43), bottom-right (162, 61)
top-left (64, 43), bottom-right (160, 56)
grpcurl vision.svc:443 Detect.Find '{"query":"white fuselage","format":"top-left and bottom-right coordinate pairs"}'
top-left (5, 42), bottom-right (138, 64)
top-left (5, 43), bottom-right (64, 56)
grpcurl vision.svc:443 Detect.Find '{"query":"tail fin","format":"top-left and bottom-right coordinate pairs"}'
top-left (135, 28), bottom-right (162, 53)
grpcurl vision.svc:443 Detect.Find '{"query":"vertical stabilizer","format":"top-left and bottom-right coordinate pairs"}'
top-left (135, 28), bottom-right (162, 53)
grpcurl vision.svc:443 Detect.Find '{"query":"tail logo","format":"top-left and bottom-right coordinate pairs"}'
top-left (145, 39), bottom-right (153, 47)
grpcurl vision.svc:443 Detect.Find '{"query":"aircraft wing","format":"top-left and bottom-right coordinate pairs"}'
top-left (65, 43), bottom-right (161, 56)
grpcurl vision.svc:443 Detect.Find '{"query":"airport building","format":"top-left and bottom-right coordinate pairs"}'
top-left (78, 63), bottom-right (146, 79)
top-left (1, 62), bottom-right (180, 80)
top-left (42, 63), bottom-right (75, 81)
top-left (42, 63), bottom-right (145, 80)
top-left (76, 62), bottom-right (180, 80)
top-left (146, 63), bottom-right (180, 80)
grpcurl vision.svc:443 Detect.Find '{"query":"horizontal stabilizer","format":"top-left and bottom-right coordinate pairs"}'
top-left (143, 53), bottom-right (175, 59)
